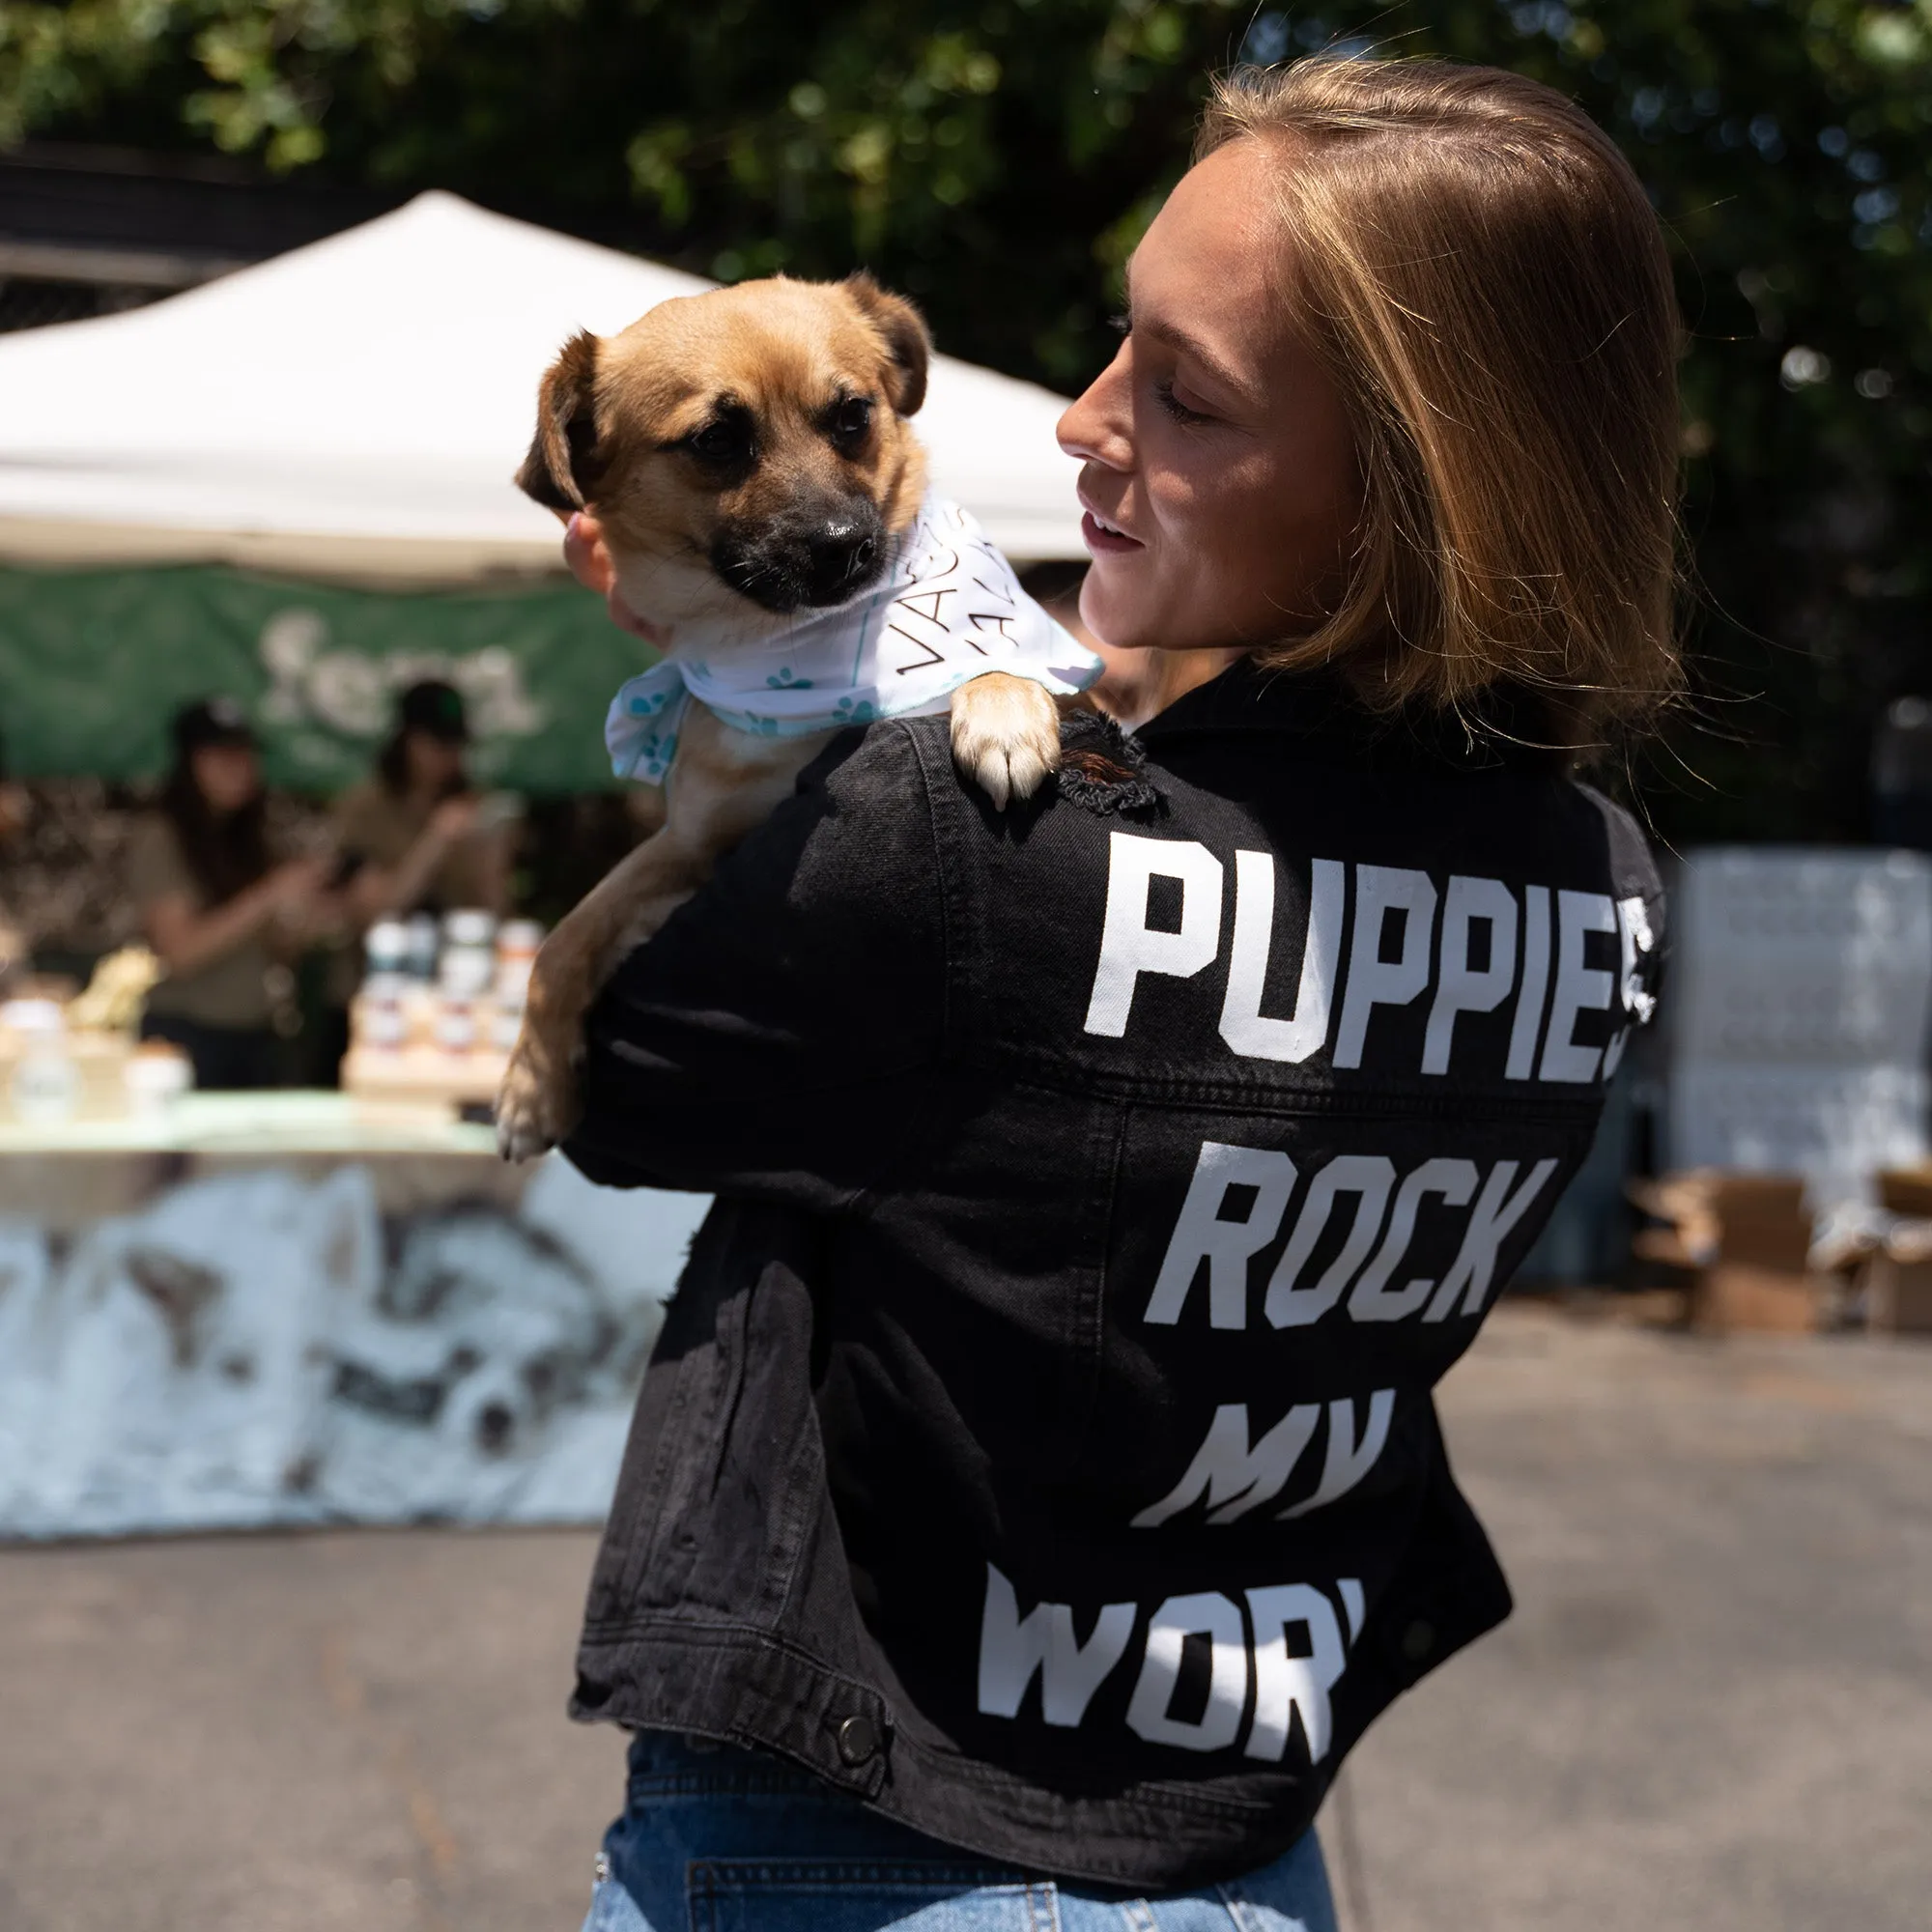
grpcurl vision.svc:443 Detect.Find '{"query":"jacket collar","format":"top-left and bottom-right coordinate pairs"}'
top-left (1135, 655), bottom-right (1574, 776)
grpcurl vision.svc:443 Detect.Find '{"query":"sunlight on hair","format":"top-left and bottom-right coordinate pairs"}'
top-left (1198, 58), bottom-right (1684, 749)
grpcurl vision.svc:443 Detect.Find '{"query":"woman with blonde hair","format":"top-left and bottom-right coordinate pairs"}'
top-left (558, 57), bottom-right (1676, 1930)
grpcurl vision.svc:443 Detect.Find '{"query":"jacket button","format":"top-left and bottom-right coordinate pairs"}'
top-left (836, 1715), bottom-right (880, 1766)
top-left (1401, 1619), bottom-right (1435, 1662)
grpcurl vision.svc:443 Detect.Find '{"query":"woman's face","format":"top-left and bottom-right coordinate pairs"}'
top-left (191, 743), bottom-right (261, 815)
top-left (405, 730), bottom-right (467, 795)
top-left (1058, 139), bottom-right (1361, 655)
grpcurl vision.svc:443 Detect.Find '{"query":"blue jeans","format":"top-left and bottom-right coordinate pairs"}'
top-left (583, 1733), bottom-right (1339, 1932)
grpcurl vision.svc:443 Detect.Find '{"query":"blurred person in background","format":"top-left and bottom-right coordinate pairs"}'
top-left (312, 678), bottom-right (511, 1079)
top-left (333, 679), bottom-right (509, 923)
top-left (131, 698), bottom-right (327, 1090)
top-left (0, 727), bottom-right (31, 989)
top-left (0, 727), bottom-right (28, 850)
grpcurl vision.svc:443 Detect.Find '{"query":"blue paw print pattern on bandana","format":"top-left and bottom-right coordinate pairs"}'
top-left (602, 495), bottom-right (1102, 786)
top-left (606, 667), bottom-right (690, 783)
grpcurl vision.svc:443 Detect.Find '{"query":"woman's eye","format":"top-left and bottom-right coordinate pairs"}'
top-left (827, 397), bottom-right (874, 448)
top-left (1108, 312), bottom-right (1131, 337)
top-left (1152, 378), bottom-right (1214, 426)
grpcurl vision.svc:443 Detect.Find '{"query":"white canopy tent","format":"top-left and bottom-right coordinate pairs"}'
top-left (0, 191), bottom-right (1085, 582)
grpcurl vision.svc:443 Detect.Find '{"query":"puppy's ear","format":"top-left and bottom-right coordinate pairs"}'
top-left (843, 271), bottom-right (931, 418)
top-left (515, 330), bottom-right (603, 513)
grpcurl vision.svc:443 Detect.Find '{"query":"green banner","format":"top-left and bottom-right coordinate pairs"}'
top-left (0, 563), bottom-right (657, 794)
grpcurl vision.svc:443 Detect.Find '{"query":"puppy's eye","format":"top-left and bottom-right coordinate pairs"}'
top-left (685, 414), bottom-right (754, 467)
top-left (826, 396), bottom-right (874, 453)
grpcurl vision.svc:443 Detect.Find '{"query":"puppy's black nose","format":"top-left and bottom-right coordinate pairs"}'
top-left (804, 523), bottom-right (878, 605)
top-left (711, 500), bottom-right (887, 612)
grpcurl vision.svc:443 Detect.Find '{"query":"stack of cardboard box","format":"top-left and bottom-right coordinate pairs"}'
top-left (1631, 1170), bottom-right (1826, 1334)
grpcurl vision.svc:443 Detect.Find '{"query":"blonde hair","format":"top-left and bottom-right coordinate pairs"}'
top-left (1198, 58), bottom-right (1682, 742)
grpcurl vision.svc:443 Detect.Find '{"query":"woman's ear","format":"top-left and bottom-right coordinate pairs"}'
top-left (842, 272), bottom-right (932, 418)
top-left (515, 331), bottom-right (603, 513)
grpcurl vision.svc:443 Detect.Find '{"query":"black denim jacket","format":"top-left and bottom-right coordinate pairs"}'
top-left (563, 661), bottom-right (1664, 1889)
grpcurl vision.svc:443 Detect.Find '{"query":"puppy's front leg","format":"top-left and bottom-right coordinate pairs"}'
top-left (495, 831), bottom-right (706, 1161)
top-left (950, 672), bottom-right (1064, 809)
top-left (495, 708), bottom-right (834, 1161)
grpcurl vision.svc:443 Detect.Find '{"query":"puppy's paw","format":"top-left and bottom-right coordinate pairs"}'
top-left (494, 1027), bottom-right (582, 1163)
top-left (950, 673), bottom-right (1062, 810)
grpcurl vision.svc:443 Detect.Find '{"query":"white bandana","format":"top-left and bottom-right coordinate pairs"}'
top-left (605, 495), bottom-right (1101, 784)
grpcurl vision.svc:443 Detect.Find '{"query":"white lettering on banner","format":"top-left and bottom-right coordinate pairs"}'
top-left (1422, 877), bottom-right (1519, 1075)
top-left (1540, 891), bottom-right (1617, 1083)
top-left (1083, 834), bottom-right (1224, 1037)
top-left (978, 1565), bottom-right (1136, 1726)
top-left (977, 1571), bottom-right (1365, 1763)
top-left (258, 611), bottom-right (549, 740)
top-left (1504, 883), bottom-right (1551, 1080)
top-left (1125, 1591), bottom-right (1250, 1752)
top-left (1131, 1390), bottom-right (1396, 1528)
top-left (1264, 1155), bottom-right (1397, 1329)
top-left (1423, 1158), bottom-right (1560, 1321)
top-left (1219, 854), bottom-right (1346, 1063)
top-left (1144, 1142), bottom-right (1296, 1328)
top-left (1346, 1158), bottom-right (1481, 1322)
top-left (1244, 1584), bottom-right (1348, 1763)
top-left (1333, 867), bottom-right (1437, 1069)
top-left (1600, 895), bottom-right (1656, 1079)
top-left (1278, 1390), bottom-right (1396, 1519)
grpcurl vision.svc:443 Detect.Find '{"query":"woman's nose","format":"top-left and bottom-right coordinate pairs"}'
top-left (1057, 342), bottom-right (1134, 472)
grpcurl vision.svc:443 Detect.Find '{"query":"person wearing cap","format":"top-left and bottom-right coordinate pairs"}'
top-left (331, 678), bottom-right (509, 927)
top-left (130, 698), bottom-right (329, 1090)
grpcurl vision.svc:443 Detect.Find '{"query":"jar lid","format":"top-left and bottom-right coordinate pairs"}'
top-left (442, 907), bottom-right (497, 948)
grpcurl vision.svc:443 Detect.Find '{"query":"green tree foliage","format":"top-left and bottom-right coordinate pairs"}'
top-left (3, 0), bottom-right (1929, 841)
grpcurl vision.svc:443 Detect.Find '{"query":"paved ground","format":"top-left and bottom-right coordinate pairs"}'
top-left (1, 1301), bottom-right (1927, 1932)
top-left (1329, 1303), bottom-right (1932, 1932)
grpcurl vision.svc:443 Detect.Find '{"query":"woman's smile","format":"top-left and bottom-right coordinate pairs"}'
top-left (1080, 499), bottom-right (1144, 554)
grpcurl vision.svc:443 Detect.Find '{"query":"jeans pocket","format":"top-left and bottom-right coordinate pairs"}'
top-left (688, 1860), bottom-right (1054, 1932)
top-left (1215, 1827), bottom-right (1339, 1932)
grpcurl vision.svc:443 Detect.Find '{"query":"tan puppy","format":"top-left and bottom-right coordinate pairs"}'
top-left (495, 273), bottom-right (1063, 1161)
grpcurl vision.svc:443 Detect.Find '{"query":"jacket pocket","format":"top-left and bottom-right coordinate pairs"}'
top-left (619, 1253), bottom-right (832, 1624)
top-left (586, 1200), bottom-right (833, 1630)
